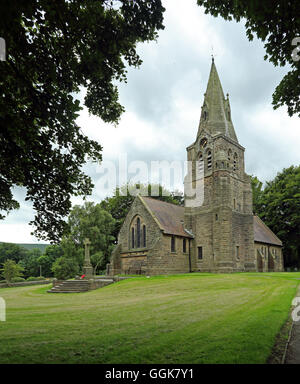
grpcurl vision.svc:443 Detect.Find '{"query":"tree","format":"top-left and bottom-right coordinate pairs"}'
top-left (0, 0), bottom-right (165, 242)
top-left (100, 183), bottom-right (184, 239)
top-left (197, 0), bottom-right (300, 117)
top-left (19, 248), bottom-right (43, 278)
top-left (254, 166), bottom-right (300, 269)
top-left (64, 202), bottom-right (116, 269)
top-left (1, 259), bottom-right (24, 283)
top-left (51, 257), bottom-right (79, 280)
top-left (250, 175), bottom-right (264, 214)
top-left (37, 244), bottom-right (64, 277)
top-left (91, 251), bottom-right (107, 274)
top-left (0, 242), bottom-right (29, 266)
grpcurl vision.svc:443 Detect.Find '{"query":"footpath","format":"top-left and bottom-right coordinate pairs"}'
top-left (285, 286), bottom-right (300, 364)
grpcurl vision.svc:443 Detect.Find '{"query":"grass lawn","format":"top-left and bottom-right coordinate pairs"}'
top-left (0, 272), bottom-right (299, 364)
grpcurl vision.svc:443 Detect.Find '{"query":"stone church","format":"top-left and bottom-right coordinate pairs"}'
top-left (108, 59), bottom-right (283, 275)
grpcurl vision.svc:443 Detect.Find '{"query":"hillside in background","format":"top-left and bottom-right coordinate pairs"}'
top-left (0, 242), bottom-right (49, 253)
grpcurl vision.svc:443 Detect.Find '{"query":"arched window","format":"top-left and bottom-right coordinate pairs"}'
top-left (228, 149), bottom-right (232, 161)
top-left (198, 153), bottom-right (204, 176)
top-left (143, 225), bottom-right (146, 248)
top-left (207, 150), bottom-right (212, 170)
top-left (131, 227), bottom-right (135, 248)
top-left (233, 153), bottom-right (238, 171)
top-left (137, 217), bottom-right (141, 248)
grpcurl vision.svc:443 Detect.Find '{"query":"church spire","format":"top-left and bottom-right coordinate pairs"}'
top-left (197, 59), bottom-right (238, 142)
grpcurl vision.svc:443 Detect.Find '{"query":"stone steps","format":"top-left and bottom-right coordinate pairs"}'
top-left (48, 278), bottom-right (114, 293)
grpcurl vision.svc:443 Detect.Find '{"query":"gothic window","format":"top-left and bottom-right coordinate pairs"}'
top-left (131, 227), bottom-right (135, 248)
top-left (207, 150), bottom-right (212, 170)
top-left (198, 153), bottom-right (204, 175)
top-left (171, 236), bottom-right (176, 252)
top-left (137, 217), bottom-right (141, 248)
top-left (233, 153), bottom-right (238, 171)
top-left (228, 149), bottom-right (232, 161)
top-left (143, 225), bottom-right (146, 248)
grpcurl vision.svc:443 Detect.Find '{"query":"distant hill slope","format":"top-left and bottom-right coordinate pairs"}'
top-left (0, 242), bottom-right (50, 253)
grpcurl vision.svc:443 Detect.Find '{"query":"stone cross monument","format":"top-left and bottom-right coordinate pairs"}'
top-left (83, 238), bottom-right (93, 279)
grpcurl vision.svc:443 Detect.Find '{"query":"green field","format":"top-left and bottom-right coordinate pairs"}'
top-left (0, 273), bottom-right (299, 364)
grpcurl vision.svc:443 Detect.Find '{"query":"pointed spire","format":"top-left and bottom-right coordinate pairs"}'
top-left (198, 59), bottom-right (238, 142)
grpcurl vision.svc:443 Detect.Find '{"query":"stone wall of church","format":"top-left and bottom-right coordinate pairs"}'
top-left (147, 235), bottom-right (191, 275)
top-left (254, 243), bottom-right (283, 272)
top-left (118, 196), bottom-right (162, 252)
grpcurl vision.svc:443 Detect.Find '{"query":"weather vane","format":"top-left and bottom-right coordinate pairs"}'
top-left (211, 45), bottom-right (217, 62)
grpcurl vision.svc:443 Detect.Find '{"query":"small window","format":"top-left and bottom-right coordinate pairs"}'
top-left (215, 214), bottom-right (218, 221)
top-left (198, 246), bottom-right (203, 260)
top-left (233, 199), bottom-right (236, 210)
top-left (171, 236), bottom-right (176, 252)
top-left (203, 111), bottom-right (207, 120)
top-left (236, 246), bottom-right (240, 260)
top-left (183, 238), bottom-right (186, 253)
top-left (207, 151), bottom-right (212, 170)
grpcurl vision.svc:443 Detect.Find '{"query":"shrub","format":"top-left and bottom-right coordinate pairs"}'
top-left (51, 257), bottom-right (79, 280)
top-left (26, 276), bottom-right (46, 281)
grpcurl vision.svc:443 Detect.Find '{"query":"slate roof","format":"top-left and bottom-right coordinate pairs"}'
top-left (253, 215), bottom-right (282, 246)
top-left (140, 196), bottom-right (193, 238)
top-left (140, 196), bottom-right (282, 246)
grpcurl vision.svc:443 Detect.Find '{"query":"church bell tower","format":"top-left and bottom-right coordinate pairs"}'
top-left (184, 58), bottom-right (256, 273)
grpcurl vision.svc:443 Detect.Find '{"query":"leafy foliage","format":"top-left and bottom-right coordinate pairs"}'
top-left (251, 166), bottom-right (300, 268)
top-left (19, 248), bottom-right (43, 278)
top-left (197, 0), bottom-right (300, 117)
top-left (63, 202), bottom-right (116, 271)
top-left (0, 242), bottom-right (29, 265)
top-left (51, 256), bottom-right (79, 280)
top-left (250, 175), bottom-right (264, 214)
top-left (0, 0), bottom-right (165, 241)
top-left (1, 259), bottom-right (24, 283)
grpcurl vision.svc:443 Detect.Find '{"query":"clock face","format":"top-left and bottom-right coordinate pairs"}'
top-left (200, 138), bottom-right (208, 148)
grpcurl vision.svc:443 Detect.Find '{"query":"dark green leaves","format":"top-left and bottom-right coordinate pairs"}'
top-left (0, 0), bottom-right (165, 241)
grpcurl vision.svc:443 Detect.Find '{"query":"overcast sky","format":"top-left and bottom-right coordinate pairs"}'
top-left (1, 0), bottom-right (299, 244)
